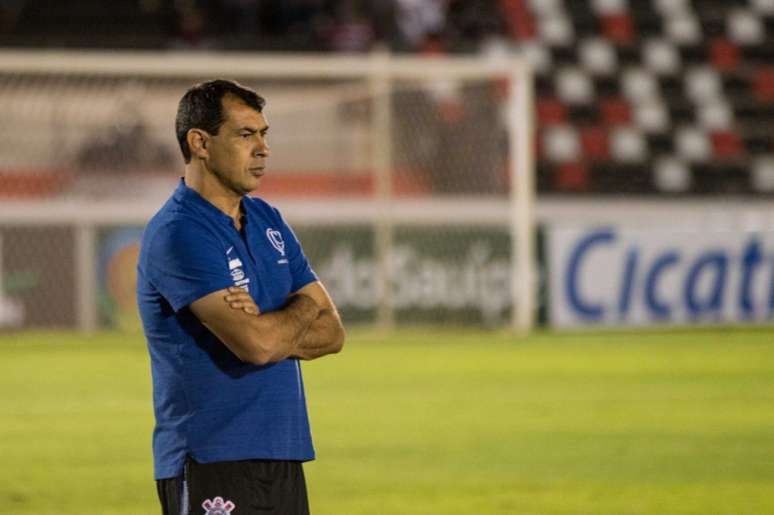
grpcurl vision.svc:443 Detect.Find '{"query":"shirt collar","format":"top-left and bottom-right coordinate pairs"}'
top-left (173, 177), bottom-right (240, 226)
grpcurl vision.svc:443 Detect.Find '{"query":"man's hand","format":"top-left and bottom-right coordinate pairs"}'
top-left (224, 287), bottom-right (260, 315)
top-left (190, 287), bottom-right (319, 365)
top-left (289, 282), bottom-right (345, 360)
top-left (222, 282), bottom-right (345, 361)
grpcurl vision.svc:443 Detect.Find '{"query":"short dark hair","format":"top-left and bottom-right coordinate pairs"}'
top-left (175, 79), bottom-right (266, 163)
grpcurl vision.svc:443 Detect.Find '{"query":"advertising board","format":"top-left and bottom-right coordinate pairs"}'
top-left (298, 225), bottom-right (513, 325)
top-left (548, 225), bottom-right (774, 328)
top-left (97, 224), bottom-right (514, 329)
top-left (0, 226), bottom-right (76, 329)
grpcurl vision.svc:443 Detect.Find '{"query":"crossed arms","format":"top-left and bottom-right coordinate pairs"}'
top-left (189, 281), bottom-right (345, 365)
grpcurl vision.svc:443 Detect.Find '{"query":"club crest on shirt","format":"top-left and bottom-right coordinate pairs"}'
top-left (266, 228), bottom-right (285, 256)
top-left (202, 496), bottom-right (235, 514)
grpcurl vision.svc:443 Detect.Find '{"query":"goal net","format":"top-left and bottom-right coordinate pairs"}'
top-left (0, 50), bottom-right (535, 333)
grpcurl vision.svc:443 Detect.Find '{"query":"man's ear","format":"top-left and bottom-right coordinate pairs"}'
top-left (187, 129), bottom-right (209, 160)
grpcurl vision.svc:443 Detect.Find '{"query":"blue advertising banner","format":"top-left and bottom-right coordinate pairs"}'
top-left (548, 225), bottom-right (774, 327)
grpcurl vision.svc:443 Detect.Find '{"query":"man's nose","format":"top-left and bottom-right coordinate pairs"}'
top-left (254, 141), bottom-right (270, 157)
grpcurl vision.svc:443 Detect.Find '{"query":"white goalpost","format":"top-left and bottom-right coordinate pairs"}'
top-left (0, 49), bottom-right (535, 333)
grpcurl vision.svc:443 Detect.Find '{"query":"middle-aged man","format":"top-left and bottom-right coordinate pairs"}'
top-left (137, 79), bottom-right (345, 515)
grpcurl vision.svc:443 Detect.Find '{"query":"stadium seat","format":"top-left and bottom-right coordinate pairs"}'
top-left (521, 0), bottom-right (774, 194)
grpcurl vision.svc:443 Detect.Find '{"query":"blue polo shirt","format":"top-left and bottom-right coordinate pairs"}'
top-left (137, 179), bottom-right (318, 480)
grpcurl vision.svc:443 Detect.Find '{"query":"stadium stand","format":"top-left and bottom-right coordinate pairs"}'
top-left (510, 0), bottom-right (774, 194)
top-left (1, 0), bottom-right (773, 196)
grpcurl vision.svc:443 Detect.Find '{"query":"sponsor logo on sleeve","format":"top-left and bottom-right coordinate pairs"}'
top-left (226, 253), bottom-right (250, 291)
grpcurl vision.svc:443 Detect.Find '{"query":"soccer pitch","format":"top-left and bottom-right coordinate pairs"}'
top-left (1, 328), bottom-right (773, 515)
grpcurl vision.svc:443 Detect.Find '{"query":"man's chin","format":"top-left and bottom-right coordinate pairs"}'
top-left (246, 176), bottom-right (263, 193)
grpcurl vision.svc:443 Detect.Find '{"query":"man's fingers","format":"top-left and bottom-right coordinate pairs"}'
top-left (225, 293), bottom-right (252, 302)
top-left (229, 301), bottom-right (257, 313)
top-left (225, 292), bottom-right (259, 315)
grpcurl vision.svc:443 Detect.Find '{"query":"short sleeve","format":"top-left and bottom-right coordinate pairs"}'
top-left (275, 209), bottom-right (318, 293)
top-left (145, 220), bottom-right (234, 312)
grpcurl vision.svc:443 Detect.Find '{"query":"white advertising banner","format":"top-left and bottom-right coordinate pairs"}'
top-left (548, 225), bottom-right (774, 328)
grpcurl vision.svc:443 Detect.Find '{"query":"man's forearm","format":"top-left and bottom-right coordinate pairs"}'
top-left (220, 286), bottom-right (341, 363)
top-left (252, 294), bottom-right (320, 363)
top-left (293, 309), bottom-right (345, 360)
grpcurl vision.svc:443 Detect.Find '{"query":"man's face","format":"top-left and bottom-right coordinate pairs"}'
top-left (204, 94), bottom-right (270, 196)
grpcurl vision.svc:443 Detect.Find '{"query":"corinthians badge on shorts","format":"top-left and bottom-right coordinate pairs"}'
top-left (202, 496), bottom-right (235, 514)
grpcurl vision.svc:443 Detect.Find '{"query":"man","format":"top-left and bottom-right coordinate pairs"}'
top-left (137, 79), bottom-right (345, 515)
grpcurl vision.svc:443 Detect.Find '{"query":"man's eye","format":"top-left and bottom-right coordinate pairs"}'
top-left (241, 133), bottom-right (251, 139)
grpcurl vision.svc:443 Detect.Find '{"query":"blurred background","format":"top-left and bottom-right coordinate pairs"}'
top-left (1, 1), bottom-right (774, 514)
top-left (2, 0), bottom-right (774, 331)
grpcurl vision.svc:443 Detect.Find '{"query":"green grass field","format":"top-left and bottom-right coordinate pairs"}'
top-left (1, 328), bottom-right (773, 515)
